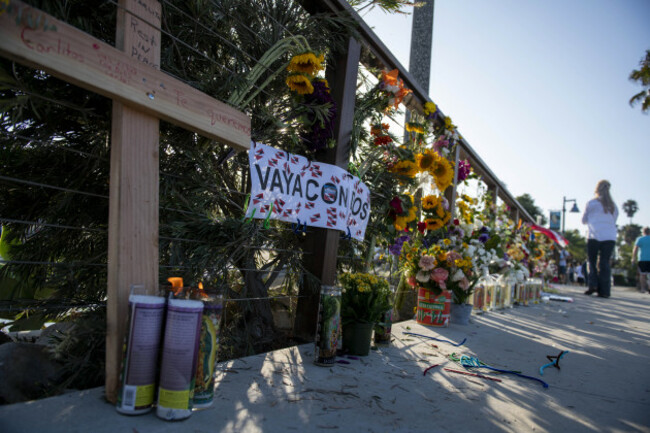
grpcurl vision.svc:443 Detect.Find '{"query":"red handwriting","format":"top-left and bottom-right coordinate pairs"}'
top-left (207, 109), bottom-right (251, 135)
top-left (21, 28), bottom-right (84, 62)
top-left (96, 52), bottom-right (137, 84)
top-left (174, 89), bottom-right (188, 108)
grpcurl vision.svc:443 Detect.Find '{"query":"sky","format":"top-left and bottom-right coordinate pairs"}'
top-left (360, 0), bottom-right (650, 236)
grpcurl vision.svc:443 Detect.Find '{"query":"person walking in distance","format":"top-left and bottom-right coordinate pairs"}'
top-left (632, 227), bottom-right (650, 293)
top-left (582, 180), bottom-right (618, 298)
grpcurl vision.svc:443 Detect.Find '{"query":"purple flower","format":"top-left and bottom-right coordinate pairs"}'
top-left (302, 80), bottom-right (337, 152)
top-left (457, 159), bottom-right (472, 182)
top-left (478, 233), bottom-right (489, 243)
top-left (389, 235), bottom-right (411, 255)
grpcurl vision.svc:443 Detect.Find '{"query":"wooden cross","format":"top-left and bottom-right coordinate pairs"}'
top-left (0, 0), bottom-right (250, 402)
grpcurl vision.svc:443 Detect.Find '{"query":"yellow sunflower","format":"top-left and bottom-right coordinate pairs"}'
top-left (390, 160), bottom-right (419, 178)
top-left (417, 149), bottom-right (436, 172)
top-left (405, 122), bottom-right (426, 134)
top-left (430, 156), bottom-right (453, 192)
top-left (287, 52), bottom-right (325, 76)
top-left (286, 74), bottom-right (314, 95)
top-left (422, 194), bottom-right (441, 210)
top-left (426, 218), bottom-right (444, 231)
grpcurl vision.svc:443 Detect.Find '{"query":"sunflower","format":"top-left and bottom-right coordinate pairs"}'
top-left (424, 218), bottom-right (443, 231)
top-left (417, 149), bottom-right (436, 172)
top-left (390, 160), bottom-right (418, 178)
top-left (287, 52), bottom-right (325, 76)
top-left (286, 73), bottom-right (314, 95)
top-left (422, 194), bottom-right (441, 210)
top-left (430, 155), bottom-right (453, 192)
top-left (405, 122), bottom-right (425, 134)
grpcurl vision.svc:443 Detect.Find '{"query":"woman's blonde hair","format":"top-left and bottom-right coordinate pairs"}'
top-left (595, 180), bottom-right (616, 214)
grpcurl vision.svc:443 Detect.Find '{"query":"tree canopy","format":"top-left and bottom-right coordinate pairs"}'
top-left (515, 193), bottom-right (547, 226)
top-left (629, 49), bottom-right (650, 114)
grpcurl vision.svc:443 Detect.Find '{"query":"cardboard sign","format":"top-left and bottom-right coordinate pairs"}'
top-left (246, 143), bottom-right (370, 241)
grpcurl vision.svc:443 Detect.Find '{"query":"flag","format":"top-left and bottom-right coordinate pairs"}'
top-left (530, 224), bottom-right (569, 248)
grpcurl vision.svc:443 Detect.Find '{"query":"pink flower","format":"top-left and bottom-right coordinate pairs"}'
top-left (459, 277), bottom-right (470, 291)
top-left (418, 255), bottom-right (436, 271)
top-left (430, 268), bottom-right (449, 289)
top-left (447, 251), bottom-right (462, 264)
top-left (433, 138), bottom-right (449, 153)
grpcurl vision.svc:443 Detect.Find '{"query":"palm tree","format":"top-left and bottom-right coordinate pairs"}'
top-left (622, 199), bottom-right (639, 223)
top-left (629, 50), bottom-right (650, 114)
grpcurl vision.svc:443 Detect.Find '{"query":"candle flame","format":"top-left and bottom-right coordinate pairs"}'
top-left (168, 277), bottom-right (184, 296)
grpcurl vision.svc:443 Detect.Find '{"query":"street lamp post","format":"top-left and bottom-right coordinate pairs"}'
top-left (562, 196), bottom-right (580, 234)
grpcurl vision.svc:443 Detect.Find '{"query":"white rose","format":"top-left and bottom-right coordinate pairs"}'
top-left (416, 271), bottom-right (431, 283)
top-left (451, 269), bottom-right (465, 282)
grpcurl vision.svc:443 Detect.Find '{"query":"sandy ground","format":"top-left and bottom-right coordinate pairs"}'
top-left (1, 283), bottom-right (649, 433)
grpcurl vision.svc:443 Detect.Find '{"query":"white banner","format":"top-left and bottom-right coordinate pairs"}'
top-left (246, 142), bottom-right (370, 241)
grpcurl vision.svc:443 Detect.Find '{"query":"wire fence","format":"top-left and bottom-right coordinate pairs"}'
top-left (0, 0), bottom-right (528, 372)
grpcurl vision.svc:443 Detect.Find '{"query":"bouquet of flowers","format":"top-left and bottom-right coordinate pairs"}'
top-left (340, 273), bottom-right (392, 325)
top-left (400, 220), bottom-right (499, 304)
top-left (387, 193), bottom-right (418, 232)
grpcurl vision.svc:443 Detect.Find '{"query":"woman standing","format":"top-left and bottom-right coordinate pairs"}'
top-left (582, 180), bottom-right (619, 298)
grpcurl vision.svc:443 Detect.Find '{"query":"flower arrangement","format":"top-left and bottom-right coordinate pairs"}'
top-left (388, 193), bottom-right (418, 232)
top-left (400, 219), bottom-right (500, 304)
top-left (340, 273), bottom-right (392, 325)
top-left (286, 51), bottom-right (325, 95)
top-left (370, 122), bottom-right (393, 146)
top-left (379, 69), bottom-right (412, 110)
top-left (421, 194), bottom-right (450, 232)
top-left (301, 78), bottom-right (337, 151)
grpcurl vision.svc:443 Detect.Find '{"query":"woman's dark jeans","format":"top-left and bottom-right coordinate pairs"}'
top-left (587, 239), bottom-right (615, 297)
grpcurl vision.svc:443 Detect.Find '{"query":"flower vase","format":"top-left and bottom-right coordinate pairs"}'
top-left (450, 303), bottom-right (473, 326)
top-left (342, 322), bottom-right (374, 356)
top-left (373, 309), bottom-right (393, 346)
top-left (416, 288), bottom-right (450, 327)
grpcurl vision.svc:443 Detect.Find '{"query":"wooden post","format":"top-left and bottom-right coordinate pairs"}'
top-left (293, 37), bottom-right (361, 342)
top-left (0, 1), bottom-right (250, 403)
top-left (105, 0), bottom-right (161, 403)
top-left (445, 143), bottom-right (461, 222)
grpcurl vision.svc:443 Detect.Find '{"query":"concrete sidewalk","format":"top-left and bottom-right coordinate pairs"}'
top-left (1, 284), bottom-right (649, 433)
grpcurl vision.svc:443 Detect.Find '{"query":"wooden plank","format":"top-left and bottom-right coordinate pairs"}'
top-left (293, 37), bottom-right (361, 342)
top-left (105, 0), bottom-right (161, 404)
top-left (0, 0), bottom-right (250, 151)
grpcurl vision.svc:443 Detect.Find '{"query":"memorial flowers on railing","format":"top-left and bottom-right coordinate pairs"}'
top-left (300, 78), bottom-right (337, 151)
top-left (430, 152), bottom-right (454, 193)
top-left (370, 122), bottom-right (393, 146)
top-left (283, 51), bottom-right (338, 152)
top-left (421, 194), bottom-right (450, 231)
top-left (388, 193), bottom-right (418, 232)
top-left (380, 69), bottom-right (412, 111)
top-left (286, 51), bottom-right (325, 94)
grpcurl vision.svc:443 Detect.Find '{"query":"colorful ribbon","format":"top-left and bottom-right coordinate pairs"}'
top-left (402, 332), bottom-right (467, 347)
